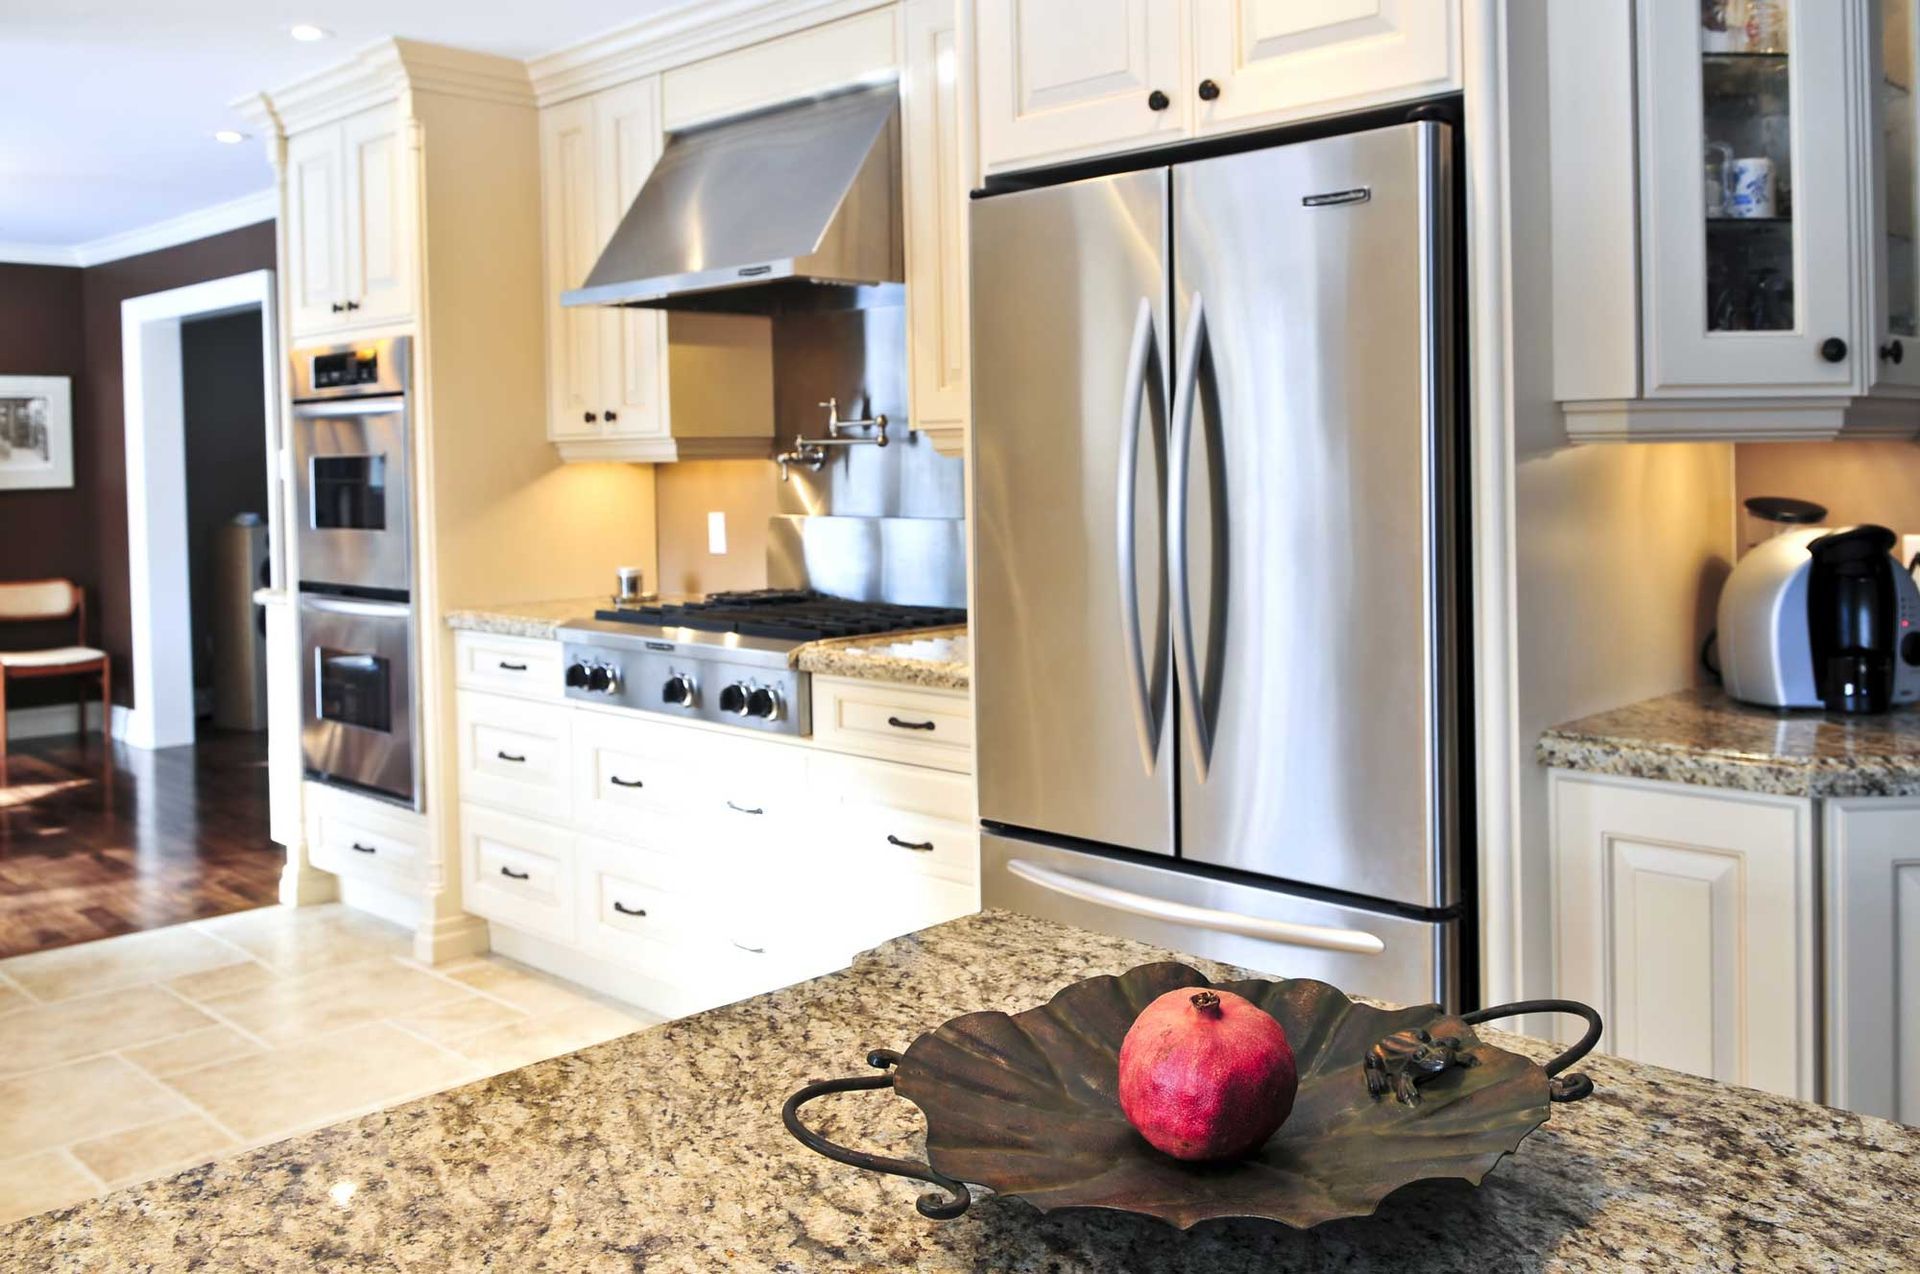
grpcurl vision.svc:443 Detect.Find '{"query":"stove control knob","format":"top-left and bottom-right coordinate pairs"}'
top-left (587, 663), bottom-right (616, 694)
top-left (662, 674), bottom-right (697, 706)
top-left (746, 686), bottom-right (781, 720)
top-left (718, 683), bottom-right (751, 716)
top-left (565, 661), bottom-right (592, 690)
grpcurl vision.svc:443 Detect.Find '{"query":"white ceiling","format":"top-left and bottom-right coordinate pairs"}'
top-left (0, 0), bottom-right (694, 250)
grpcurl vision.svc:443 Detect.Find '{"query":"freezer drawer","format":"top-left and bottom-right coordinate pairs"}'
top-left (982, 831), bottom-right (1454, 1009)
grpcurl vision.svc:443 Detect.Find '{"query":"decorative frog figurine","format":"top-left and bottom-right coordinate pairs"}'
top-left (1365, 1027), bottom-right (1477, 1107)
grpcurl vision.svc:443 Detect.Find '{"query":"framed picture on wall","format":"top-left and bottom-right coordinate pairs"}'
top-left (0, 375), bottom-right (74, 491)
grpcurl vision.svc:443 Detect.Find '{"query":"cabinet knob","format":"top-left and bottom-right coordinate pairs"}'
top-left (604, 409), bottom-right (618, 422)
top-left (1197, 79), bottom-right (1221, 102)
top-left (1881, 339), bottom-right (1905, 365)
top-left (584, 411), bottom-right (599, 423)
top-left (343, 300), bottom-right (360, 312)
top-left (330, 302), bottom-right (344, 313)
top-left (1147, 89), bottom-right (1170, 112)
top-left (1820, 337), bottom-right (1849, 363)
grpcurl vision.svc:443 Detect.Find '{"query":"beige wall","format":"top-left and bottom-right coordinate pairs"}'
top-left (652, 460), bottom-right (780, 596)
top-left (1734, 440), bottom-right (1920, 550)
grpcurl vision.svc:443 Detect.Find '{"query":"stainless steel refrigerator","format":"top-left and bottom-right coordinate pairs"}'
top-left (972, 119), bottom-right (1466, 1008)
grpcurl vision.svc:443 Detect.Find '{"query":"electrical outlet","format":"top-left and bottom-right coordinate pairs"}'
top-left (708, 511), bottom-right (728, 556)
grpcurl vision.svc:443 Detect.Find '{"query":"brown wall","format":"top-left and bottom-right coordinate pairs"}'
top-left (1735, 440), bottom-right (1920, 552)
top-left (653, 460), bottom-right (780, 596)
top-left (0, 223), bottom-right (275, 710)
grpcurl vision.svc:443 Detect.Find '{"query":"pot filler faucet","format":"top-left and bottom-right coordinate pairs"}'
top-left (777, 396), bottom-right (888, 481)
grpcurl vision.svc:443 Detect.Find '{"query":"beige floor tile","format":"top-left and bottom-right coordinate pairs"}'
top-left (0, 925), bottom-right (251, 1003)
top-left (0, 985), bottom-right (216, 1078)
top-left (197, 956), bottom-right (485, 1047)
top-left (0, 1151), bottom-right (103, 1227)
top-left (69, 1112), bottom-right (237, 1188)
top-left (0, 1055), bottom-right (191, 1161)
top-left (121, 1023), bottom-right (264, 1078)
top-left (192, 904), bottom-right (410, 975)
top-left (167, 958), bottom-right (277, 1004)
top-left (439, 956), bottom-right (620, 1016)
top-left (450, 1002), bottom-right (649, 1077)
top-left (389, 992), bottom-right (528, 1046)
top-left (163, 1022), bottom-right (478, 1142)
top-left (0, 976), bottom-right (30, 1018)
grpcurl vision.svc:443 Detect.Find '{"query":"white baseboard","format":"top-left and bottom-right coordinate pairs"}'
top-left (4, 702), bottom-right (132, 743)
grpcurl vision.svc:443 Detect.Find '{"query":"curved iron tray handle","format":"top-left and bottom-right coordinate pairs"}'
top-left (1460, 999), bottom-right (1603, 1103)
top-left (781, 1049), bottom-right (972, 1219)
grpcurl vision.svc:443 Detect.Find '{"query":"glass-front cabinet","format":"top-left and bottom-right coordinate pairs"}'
top-left (1552, 2), bottom-right (1920, 438)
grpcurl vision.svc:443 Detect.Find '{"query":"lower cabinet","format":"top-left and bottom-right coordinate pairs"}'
top-left (461, 805), bottom-right (576, 945)
top-left (1551, 771), bottom-right (1817, 1100)
top-left (1825, 798), bottom-right (1920, 1125)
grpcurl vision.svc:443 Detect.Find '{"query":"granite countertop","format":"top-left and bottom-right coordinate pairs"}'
top-left (442, 597), bottom-right (603, 641)
top-left (793, 624), bottom-right (971, 691)
top-left (10, 910), bottom-right (1917, 1272)
top-left (1538, 686), bottom-right (1920, 798)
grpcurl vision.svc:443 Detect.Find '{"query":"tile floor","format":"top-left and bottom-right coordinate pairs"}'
top-left (0, 903), bottom-right (660, 1224)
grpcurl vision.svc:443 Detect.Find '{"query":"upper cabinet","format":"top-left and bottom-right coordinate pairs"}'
top-left (285, 102), bottom-right (416, 339)
top-left (972, 0), bottom-right (1460, 174)
top-left (1553, 2), bottom-right (1920, 441)
top-left (902, 0), bottom-right (971, 453)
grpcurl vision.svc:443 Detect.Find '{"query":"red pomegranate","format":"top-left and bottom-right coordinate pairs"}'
top-left (1117, 987), bottom-right (1297, 1161)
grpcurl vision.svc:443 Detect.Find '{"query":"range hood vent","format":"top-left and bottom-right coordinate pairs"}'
top-left (562, 83), bottom-right (903, 315)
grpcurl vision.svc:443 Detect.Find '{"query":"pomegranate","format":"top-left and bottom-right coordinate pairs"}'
top-left (1117, 987), bottom-right (1297, 1162)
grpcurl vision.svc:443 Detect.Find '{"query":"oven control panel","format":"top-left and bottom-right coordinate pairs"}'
top-left (561, 643), bottom-right (810, 737)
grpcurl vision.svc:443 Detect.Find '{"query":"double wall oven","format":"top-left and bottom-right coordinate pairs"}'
top-left (291, 337), bottom-right (419, 809)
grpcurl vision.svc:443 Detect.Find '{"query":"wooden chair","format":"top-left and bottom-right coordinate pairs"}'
top-left (0, 579), bottom-right (111, 758)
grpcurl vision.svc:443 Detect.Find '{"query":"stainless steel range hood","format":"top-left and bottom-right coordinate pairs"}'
top-left (562, 83), bottom-right (902, 315)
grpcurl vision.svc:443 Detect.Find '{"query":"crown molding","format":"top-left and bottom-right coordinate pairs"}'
top-left (0, 189), bottom-right (276, 269)
top-left (528, 0), bottom-right (891, 107)
top-left (253, 37), bottom-right (534, 137)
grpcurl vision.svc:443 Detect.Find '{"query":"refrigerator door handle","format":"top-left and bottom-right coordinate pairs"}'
top-left (1168, 291), bottom-right (1211, 779)
top-left (1115, 297), bottom-right (1160, 774)
top-left (1005, 859), bottom-right (1388, 956)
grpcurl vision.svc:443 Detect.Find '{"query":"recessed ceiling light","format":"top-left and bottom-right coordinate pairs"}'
top-left (214, 130), bottom-right (249, 145)
top-left (289, 23), bottom-right (331, 41)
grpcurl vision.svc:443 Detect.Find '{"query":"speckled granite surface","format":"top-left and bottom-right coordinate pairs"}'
top-left (443, 597), bottom-right (603, 641)
top-left (8, 911), bottom-right (1915, 1272)
top-left (793, 624), bottom-right (971, 690)
top-left (1539, 686), bottom-right (1920, 798)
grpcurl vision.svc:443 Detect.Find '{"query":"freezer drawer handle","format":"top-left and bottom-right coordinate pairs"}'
top-left (886, 834), bottom-right (935, 853)
top-left (1005, 859), bottom-right (1387, 956)
top-left (886, 716), bottom-right (936, 732)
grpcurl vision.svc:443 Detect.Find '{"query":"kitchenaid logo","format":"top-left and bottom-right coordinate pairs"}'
top-left (736, 264), bottom-right (774, 277)
top-left (1302, 187), bottom-right (1371, 208)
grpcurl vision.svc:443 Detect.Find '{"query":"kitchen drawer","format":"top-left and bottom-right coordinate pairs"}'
top-left (810, 676), bottom-right (972, 773)
top-left (571, 709), bottom-right (713, 835)
top-left (308, 796), bottom-right (427, 886)
top-left (456, 691), bottom-right (571, 822)
top-left (461, 805), bottom-right (575, 944)
top-left (454, 632), bottom-right (564, 701)
top-left (810, 751), bottom-right (974, 824)
top-left (841, 806), bottom-right (979, 886)
top-left (576, 834), bottom-right (707, 972)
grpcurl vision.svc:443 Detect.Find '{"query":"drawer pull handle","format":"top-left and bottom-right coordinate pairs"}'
top-left (887, 834), bottom-right (935, 853)
top-left (612, 901), bottom-right (648, 918)
top-left (496, 750), bottom-right (527, 764)
top-left (887, 716), bottom-right (936, 732)
top-left (726, 801), bottom-right (764, 815)
top-left (609, 775), bottom-right (645, 788)
top-left (350, 841), bottom-right (378, 854)
top-left (499, 866), bottom-right (531, 880)
top-left (733, 941), bottom-right (766, 954)
top-left (497, 660), bottom-right (528, 671)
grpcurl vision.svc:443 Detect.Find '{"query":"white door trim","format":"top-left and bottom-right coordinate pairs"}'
top-left (120, 268), bottom-right (280, 750)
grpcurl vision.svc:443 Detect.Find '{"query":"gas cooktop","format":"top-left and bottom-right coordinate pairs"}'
top-left (593, 589), bottom-right (966, 645)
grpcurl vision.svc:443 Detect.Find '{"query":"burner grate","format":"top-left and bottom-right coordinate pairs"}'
top-left (595, 590), bottom-right (964, 643)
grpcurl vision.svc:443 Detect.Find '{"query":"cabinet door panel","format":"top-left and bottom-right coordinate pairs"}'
top-left (540, 97), bottom-right (605, 441)
top-left (594, 79), bottom-right (667, 438)
top-left (1825, 798), bottom-right (1920, 1124)
top-left (975, 0), bottom-right (1185, 172)
top-left (1551, 772), bottom-right (1815, 1099)
top-left (904, 0), bottom-right (970, 450)
top-left (286, 127), bottom-right (345, 337)
top-left (341, 106), bottom-right (413, 326)
top-left (1189, 0), bottom-right (1459, 134)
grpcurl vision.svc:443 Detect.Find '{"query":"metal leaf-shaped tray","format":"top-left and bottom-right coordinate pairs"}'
top-left (784, 962), bottom-right (1599, 1230)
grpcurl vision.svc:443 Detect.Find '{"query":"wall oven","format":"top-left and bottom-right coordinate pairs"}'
top-left (298, 593), bottom-right (417, 808)
top-left (291, 337), bottom-right (413, 595)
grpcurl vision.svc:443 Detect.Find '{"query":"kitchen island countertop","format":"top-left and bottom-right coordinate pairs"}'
top-left (8, 909), bottom-right (1917, 1271)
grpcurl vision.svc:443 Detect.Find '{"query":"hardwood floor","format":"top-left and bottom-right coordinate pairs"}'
top-left (0, 730), bottom-right (281, 959)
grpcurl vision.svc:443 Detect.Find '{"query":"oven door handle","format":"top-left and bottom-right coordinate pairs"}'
top-left (1004, 859), bottom-right (1387, 956)
top-left (298, 595), bottom-right (410, 620)
top-left (293, 395), bottom-right (406, 419)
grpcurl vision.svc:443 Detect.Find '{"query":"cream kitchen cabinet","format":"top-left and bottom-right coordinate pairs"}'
top-left (284, 103), bottom-right (415, 339)
top-left (902, 0), bottom-right (971, 455)
top-left (1824, 797), bottom-right (1920, 1126)
top-left (1551, 1), bottom-right (1920, 440)
top-left (1551, 771), bottom-right (1818, 1101)
top-left (972, 0), bottom-right (1459, 175)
